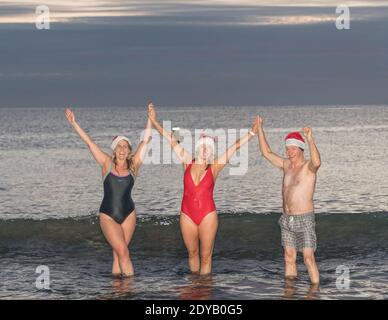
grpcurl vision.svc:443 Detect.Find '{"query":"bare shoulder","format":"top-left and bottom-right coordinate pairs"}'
top-left (102, 158), bottom-right (112, 177)
top-left (210, 163), bottom-right (218, 179)
top-left (182, 161), bottom-right (191, 171)
top-left (132, 163), bottom-right (140, 177)
top-left (212, 157), bottom-right (225, 168)
top-left (305, 159), bottom-right (318, 174)
top-left (283, 159), bottom-right (291, 171)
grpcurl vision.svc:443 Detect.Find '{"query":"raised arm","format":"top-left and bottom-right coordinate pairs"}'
top-left (303, 127), bottom-right (321, 173)
top-left (147, 104), bottom-right (192, 164)
top-left (257, 116), bottom-right (285, 169)
top-left (131, 104), bottom-right (153, 173)
top-left (212, 117), bottom-right (258, 177)
top-left (65, 108), bottom-right (110, 167)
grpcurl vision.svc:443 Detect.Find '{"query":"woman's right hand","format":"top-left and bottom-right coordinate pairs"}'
top-left (148, 103), bottom-right (156, 122)
top-left (65, 108), bottom-right (76, 125)
top-left (256, 115), bottom-right (263, 127)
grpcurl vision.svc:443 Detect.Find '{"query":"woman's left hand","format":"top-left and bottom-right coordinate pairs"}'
top-left (250, 117), bottom-right (259, 135)
top-left (148, 103), bottom-right (156, 121)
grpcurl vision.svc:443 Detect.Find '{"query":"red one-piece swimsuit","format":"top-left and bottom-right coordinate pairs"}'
top-left (181, 162), bottom-right (216, 225)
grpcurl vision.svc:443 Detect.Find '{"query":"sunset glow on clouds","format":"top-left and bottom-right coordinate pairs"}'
top-left (1, 0), bottom-right (387, 24)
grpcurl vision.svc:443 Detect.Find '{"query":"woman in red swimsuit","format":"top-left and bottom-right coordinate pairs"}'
top-left (148, 104), bottom-right (259, 275)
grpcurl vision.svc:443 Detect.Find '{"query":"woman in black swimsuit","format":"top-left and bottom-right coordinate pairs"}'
top-left (65, 106), bottom-right (152, 277)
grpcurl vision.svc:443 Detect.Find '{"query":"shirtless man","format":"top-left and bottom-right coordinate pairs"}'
top-left (256, 116), bottom-right (321, 284)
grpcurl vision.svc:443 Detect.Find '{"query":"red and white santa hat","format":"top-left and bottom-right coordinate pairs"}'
top-left (110, 135), bottom-right (132, 150)
top-left (285, 132), bottom-right (305, 149)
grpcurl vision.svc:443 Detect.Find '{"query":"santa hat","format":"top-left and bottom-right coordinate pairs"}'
top-left (195, 133), bottom-right (217, 152)
top-left (110, 135), bottom-right (132, 150)
top-left (285, 132), bottom-right (305, 150)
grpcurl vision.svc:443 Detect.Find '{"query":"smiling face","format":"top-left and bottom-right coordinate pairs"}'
top-left (286, 145), bottom-right (304, 161)
top-left (114, 140), bottom-right (131, 161)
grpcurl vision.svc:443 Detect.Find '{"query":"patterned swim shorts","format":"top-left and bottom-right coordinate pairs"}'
top-left (278, 212), bottom-right (317, 252)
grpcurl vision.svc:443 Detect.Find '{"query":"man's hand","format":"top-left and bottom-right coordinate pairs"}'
top-left (304, 126), bottom-right (321, 172)
top-left (303, 126), bottom-right (313, 141)
top-left (65, 108), bottom-right (76, 125)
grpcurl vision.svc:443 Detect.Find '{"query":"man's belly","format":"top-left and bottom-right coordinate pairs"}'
top-left (283, 187), bottom-right (314, 215)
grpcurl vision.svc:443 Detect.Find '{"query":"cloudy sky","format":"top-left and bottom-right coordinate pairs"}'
top-left (0, 0), bottom-right (387, 107)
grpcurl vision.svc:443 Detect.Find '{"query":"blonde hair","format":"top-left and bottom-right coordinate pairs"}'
top-left (112, 142), bottom-right (135, 174)
top-left (194, 144), bottom-right (215, 165)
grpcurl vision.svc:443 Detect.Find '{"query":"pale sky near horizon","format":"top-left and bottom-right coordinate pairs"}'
top-left (0, 1), bottom-right (387, 107)
top-left (1, 0), bottom-right (388, 23)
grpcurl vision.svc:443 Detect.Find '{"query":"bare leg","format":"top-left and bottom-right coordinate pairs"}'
top-left (306, 283), bottom-right (320, 300)
top-left (284, 246), bottom-right (298, 280)
top-left (303, 248), bottom-right (319, 284)
top-left (100, 213), bottom-right (134, 277)
top-left (283, 277), bottom-right (297, 299)
top-left (112, 212), bottom-right (137, 276)
top-left (112, 251), bottom-right (121, 276)
top-left (111, 227), bottom-right (123, 276)
top-left (119, 212), bottom-right (136, 275)
top-left (198, 212), bottom-right (218, 275)
top-left (180, 213), bottom-right (200, 273)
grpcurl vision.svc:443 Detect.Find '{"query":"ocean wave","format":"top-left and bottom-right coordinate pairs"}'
top-left (1, 212), bottom-right (387, 250)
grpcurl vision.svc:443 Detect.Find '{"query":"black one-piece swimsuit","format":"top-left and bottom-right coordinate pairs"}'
top-left (99, 162), bottom-right (135, 224)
